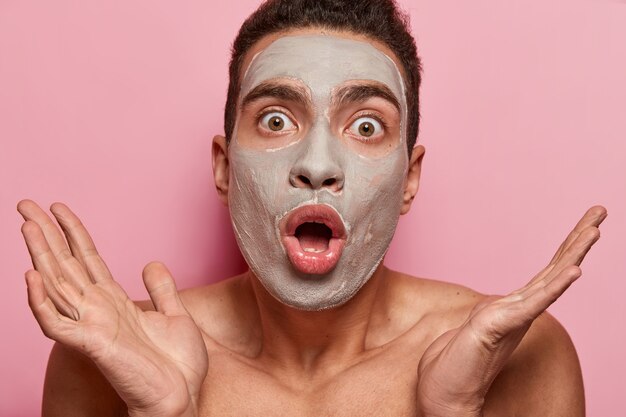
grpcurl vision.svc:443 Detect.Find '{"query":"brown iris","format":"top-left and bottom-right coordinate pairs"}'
top-left (268, 116), bottom-right (285, 131)
top-left (358, 121), bottom-right (375, 137)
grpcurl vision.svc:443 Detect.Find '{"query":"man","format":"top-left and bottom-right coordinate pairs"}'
top-left (18, 0), bottom-right (605, 416)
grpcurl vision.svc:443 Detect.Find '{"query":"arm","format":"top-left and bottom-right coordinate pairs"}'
top-left (416, 206), bottom-right (605, 416)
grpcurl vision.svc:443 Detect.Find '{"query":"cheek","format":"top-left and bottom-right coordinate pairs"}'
top-left (229, 146), bottom-right (293, 215)
top-left (345, 154), bottom-right (407, 243)
top-left (368, 173), bottom-right (387, 188)
top-left (349, 152), bottom-right (407, 206)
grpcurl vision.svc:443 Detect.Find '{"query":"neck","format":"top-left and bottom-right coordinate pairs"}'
top-left (246, 264), bottom-right (392, 377)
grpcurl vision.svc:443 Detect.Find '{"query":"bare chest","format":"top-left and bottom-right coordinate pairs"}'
top-left (196, 345), bottom-right (423, 417)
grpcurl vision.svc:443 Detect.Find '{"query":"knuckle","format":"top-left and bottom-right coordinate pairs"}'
top-left (55, 247), bottom-right (73, 262)
top-left (62, 214), bottom-right (83, 229)
top-left (33, 250), bottom-right (49, 264)
top-left (83, 247), bottom-right (98, 256)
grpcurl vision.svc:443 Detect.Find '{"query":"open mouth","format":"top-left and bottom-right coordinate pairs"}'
top-left (295, 222), bottom-right (333, 252)
top-left (280, 204), bottom-right (347, 275)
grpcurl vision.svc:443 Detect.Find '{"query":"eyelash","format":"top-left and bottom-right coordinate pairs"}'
top-left (254, 107), bottom-right (389, 141)
top-left (255, 107), bottom-right (298, 136)
top-left (345, 111), bottom-right (388, 141)
top-left (351, 111), bottom-right (388, 128)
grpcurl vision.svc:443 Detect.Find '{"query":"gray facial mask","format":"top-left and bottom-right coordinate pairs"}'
top-left (228, 34), bottom-right (408, 310)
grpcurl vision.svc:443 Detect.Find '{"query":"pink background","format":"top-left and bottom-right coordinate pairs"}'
top-left (1, 0), bottom-right (624, 415)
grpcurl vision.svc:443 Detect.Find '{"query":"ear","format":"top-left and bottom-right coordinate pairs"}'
top-left (400, 145), bottom-right (425, 215)
top-left (212, 134), bottom-right (230, 206)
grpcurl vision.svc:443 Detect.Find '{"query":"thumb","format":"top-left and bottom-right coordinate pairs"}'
top-left (142, 261), bottom-right (188, 316)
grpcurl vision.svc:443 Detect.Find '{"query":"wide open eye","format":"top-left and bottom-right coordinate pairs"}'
top-left (259, 111), bottom-right (296, 133)
top-left (347, 116), bottom-right (383, 140)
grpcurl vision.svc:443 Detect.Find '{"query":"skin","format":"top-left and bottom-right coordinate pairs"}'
top-left (228, 34), bottom-right (409, 310)
top-left (19, 28), bottom-right (606, 417)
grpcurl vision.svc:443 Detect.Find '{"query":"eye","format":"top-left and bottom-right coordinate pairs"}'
top-left (347, 116), bottom-right (383, 140)
top-left (259, 111), bottom-right (296, 133)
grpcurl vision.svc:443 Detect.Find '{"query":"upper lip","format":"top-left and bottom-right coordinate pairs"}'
top-left (279, 204), bottom-right (347, 239)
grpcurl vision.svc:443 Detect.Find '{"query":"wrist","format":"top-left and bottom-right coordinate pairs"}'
top-left (421, 411), bottom-right (482, 417)
top-left (129, 410), bottom-right (196, 417)
top-left (127, 401), bottom-right (197, 417)
top-left (420, 406), bottom-right (483, 417)
top-left (418, 395), bottom-right (484, 417)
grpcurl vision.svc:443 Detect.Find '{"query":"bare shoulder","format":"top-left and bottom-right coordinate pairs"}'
top-left (484, 312), bottom-right (584, 416)
top-left (365, 269), bottom-right (486, 350)
top-left (384, 270), bottom-right (487, 336)
top-left (387, 270), bottom-right (583, 415)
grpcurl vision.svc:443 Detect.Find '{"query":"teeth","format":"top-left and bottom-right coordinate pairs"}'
top-left (303, 247), bottom-right (324, 253)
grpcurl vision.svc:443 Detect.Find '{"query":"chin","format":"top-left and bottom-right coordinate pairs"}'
top-left (253, 254), bottom-right (385, 311)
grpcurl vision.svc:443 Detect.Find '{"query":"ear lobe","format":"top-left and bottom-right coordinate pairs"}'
top-left (212, 135), bottom-right (230, 206)
top-left (400, 145), bottom-right (425, 215)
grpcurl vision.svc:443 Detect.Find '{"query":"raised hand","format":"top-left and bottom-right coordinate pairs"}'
top-left (416, 206), bottom-right (607, 417)
top-left (18, 200), bottom-right (208, 417)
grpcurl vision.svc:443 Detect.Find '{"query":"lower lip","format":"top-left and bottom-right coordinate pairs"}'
top-left (281, 235), bottom-right (346, 275)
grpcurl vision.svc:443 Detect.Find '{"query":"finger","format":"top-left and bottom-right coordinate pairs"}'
top-left (520, 225), bottom-right (600, 293)
top-left (17, 199), bottom-right (72, 260)
top-left (142, 262), bottom-right (189, 317)
top-left (552, 225), bottom-right (600, 271)
top-left (486, 266), bottom-right (581, 340)
top-left (18, 200), bottom-right (93, 290)
top-left (50, 202), bottom-right (113, 283)
top-left (26, 269), bottom-right (78, 343)
top-left (21, 221), bottom-right (84, 318)
top-left (549, 205), bottom-right (607, 265)
top-left (526, 208), bottom-right (605, 288)
top-left (520, 265), bottom-right (582, 319)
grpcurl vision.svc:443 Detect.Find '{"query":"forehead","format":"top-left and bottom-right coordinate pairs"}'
top-left (239, 34), bottom-right (405, 103)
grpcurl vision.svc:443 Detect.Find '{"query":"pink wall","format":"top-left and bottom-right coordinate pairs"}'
top-left (1, 1), bottom-right (624, 415)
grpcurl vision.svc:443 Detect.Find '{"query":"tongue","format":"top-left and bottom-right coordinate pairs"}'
top-left (296, 222), bottom-right (331, 252)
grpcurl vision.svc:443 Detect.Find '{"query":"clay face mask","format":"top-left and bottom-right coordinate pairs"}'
top-left (228, 34), bottom-right (409, 310)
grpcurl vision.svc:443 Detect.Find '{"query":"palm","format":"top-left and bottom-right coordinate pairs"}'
top-left (416, 206), bottom-right (606, 416)
top-left (18, 200), bottom-right (208, 416)
top-left (76, 279), bottom-right (208, 414)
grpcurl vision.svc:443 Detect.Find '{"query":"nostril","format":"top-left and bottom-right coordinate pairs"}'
top-left (290, 172), bottom-right (343, 190)
top-left (298, 175), bottom-right (311, 185)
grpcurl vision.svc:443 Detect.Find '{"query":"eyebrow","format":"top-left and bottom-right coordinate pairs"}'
top-left (331, 83), bottom-right (401, 113)
top-left (241, 81), bottom-right (310, 110)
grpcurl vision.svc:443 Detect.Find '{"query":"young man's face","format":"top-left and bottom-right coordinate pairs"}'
top-left (214, 29), bottom-right (422, 310)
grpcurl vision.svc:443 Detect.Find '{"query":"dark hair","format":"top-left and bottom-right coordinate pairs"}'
top-left (225, 0), bottom-right (422, 153)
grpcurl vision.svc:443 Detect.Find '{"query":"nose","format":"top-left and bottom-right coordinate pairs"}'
top-left (289, 131), bottom-right (344, 193)
top-left (290, 170), bottom-right (344, 192)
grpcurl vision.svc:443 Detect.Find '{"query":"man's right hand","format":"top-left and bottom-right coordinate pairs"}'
top-left (18, 200), bottom-right (208, 417)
